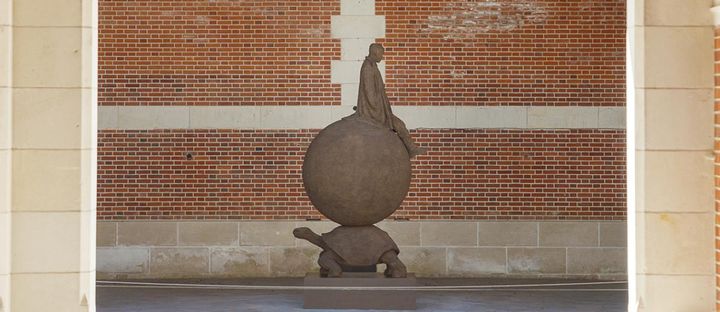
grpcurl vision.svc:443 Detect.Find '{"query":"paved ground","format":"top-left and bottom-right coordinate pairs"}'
top-left (97, 278), bottom-right (627, 312)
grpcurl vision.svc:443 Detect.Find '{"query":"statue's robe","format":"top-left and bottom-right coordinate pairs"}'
top-left (356, 57), bottom-right (416, 153)
top-left (357, 57), bottom-right (395, 129)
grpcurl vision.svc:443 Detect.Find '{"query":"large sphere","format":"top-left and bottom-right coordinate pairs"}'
top-left (303, 116), bottom-right (411, 226)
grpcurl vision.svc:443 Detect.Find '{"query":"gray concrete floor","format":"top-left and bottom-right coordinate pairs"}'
top-left (97, 278), bottom-right (627, 312)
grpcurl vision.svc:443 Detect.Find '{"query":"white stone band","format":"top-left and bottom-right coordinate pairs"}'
top-left (98, 106), bottom-right (626, 130)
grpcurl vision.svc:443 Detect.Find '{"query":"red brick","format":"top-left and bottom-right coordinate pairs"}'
top-left (98, 129), bottom-right (627, 221)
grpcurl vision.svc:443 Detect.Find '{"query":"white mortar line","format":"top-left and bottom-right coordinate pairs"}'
top-left (237, 222), bottom-right (241, 246)
top-left (101, 106), bottom-right (627, 130)
top-left (505, 247), bottom-right (509, 274)
top-left (444, 247), bottom-right (449, 275)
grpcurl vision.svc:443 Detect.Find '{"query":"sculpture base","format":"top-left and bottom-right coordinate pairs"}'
top-left (303, 272), bottom-right (417, 310)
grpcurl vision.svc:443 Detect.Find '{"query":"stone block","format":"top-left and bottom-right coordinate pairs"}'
top-left (12, 27), bottom-right (86, 88)
top-left (376, 221), bottom-right (420, 246)
top-left (507, 248), bottom-right (566, 274)
top-left (13, 0), bottom-right (83, 27)
top-left (392, 106), bottom-right (456, 129)
top-left (397, 247), bottom-right (446, 277)
top-left (268, 247), bottom-right (320, 277)
top-left (644, 27), bottom-right (714, 89)
top-left (150, 248), bottom-right (209, 275)
top-left (12, 150), bottom-right (81, 212)
top-left (0, 154), bottom-right (7, 212)
top-left (635, 88), bottom-right (646, 150)
top-left (331, 15), bottom-right (385, 39)
top-left (239, 222), bottom-right (295, 246)
top-left (643, 151), bottom-right (713, 213)
top-left (599, 222), bottom-right (626, 247)
top-left (527, 107), bottom-right (598, 129)
top-left (645, 0), bottom-right (713, 26)
top-left (331, 60), bottom-right (363, 84)
top-left (456, 107), bottom-right (527, 129)
top-left (644, 89), bottom-right (713, 150)
top-left (340, 0), bottom-right (375, 16)
top-left (420, 222), bottom-right (477, 246)
top-left (118, 222), bottom-right (177, 246)
top-left (97, 248), bottom-right (148, 273)
top-left (0, 88), bottom-right (9, 147)
top-left (189, 106), bottom-right (262, 129)
top-left (539, 222), bottom-right (598, 247)
top-left (0, 213), bottom-right (8, 274)
top-left (477, 222), bottom-right (537, 247)
top-left (97, 222), bottom-right (117, 247)
top-left (640, 213), bottom-right (714, 275)
top-left (341, 38), bottom-right (374, 61)
top-left (567, 248), bottom-right (627, 275)
top-left (0, 27), bottom-right (9, 87)
top-left (447, 248), bottom-right (506, 276)
top-left (12, 88), bottom-right (84, 149)
top-left (98, 105), bottom-right (118, 129)
top-left (259, 106), bottom-right (334, 129)
top-left (329, 106), bottom-right (356, 121)
top-left (11, 273), bottom-right (82, 312)
top-left (210, 247), bottom-right (269, 276)
top-left (0, 274), bottom-right (7, 312)
top-left (117, 106), bottom-right (190, 129)
top-left (0, 0), bottom-right (7, 25)
top-left (598, 107), bottom-right (626, 129)
top-left (638, 275), bottom-right (714, 312)
top-left (11, 212), bottom-right (81, 273)
top-left (340, 83), bottom-right (359, 106)
top-left (179, 222), bottom-right (238, 246)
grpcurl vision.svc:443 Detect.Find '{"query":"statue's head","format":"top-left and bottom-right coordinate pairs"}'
top-left (368, 43), bottom-right (384, 63)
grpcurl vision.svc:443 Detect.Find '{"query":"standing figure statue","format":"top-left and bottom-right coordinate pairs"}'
top-left (356, 43), bottom-right (427, 158)
top-left (296, 43), bottom-right (425, 279)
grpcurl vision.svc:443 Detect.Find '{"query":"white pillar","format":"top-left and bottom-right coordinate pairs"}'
top-left (0, 0), bottom-right (12, 309)
top-left (4, 0), bottom-right (97, 310)
top-left (632, 0), bottom-right (716, 310)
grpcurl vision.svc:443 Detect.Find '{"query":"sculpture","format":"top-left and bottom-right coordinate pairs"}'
top-left (294, 43), bottom-right (425, 278)
top-left (357, 43), bottom-right (427, 158)
top-left (293, 226), bottom-right (407, 278)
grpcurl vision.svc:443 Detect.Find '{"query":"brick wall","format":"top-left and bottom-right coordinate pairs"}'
top-left (99, 0), bottom-right (625, 107)
top-left (97, 0), bottom-right (627, 223)
top-left (98, 129), bottom-right (626, 220)
top-left (377, 0), bottom-right (626, 107)
top-left (99, 0), bottom-right (341, 106)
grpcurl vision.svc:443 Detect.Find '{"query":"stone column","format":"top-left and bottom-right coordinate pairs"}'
top-left (713, 1), bottom-right (720, 309)
top-left (0, 0), bottom-right (11, 309)
top-left (3, 0), bottom-right (97, 310)
top-left (632, 0), bottom-right (715, 310)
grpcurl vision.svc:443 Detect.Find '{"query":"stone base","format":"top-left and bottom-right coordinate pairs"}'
top-left (303, 272), bottom-right (417, 310)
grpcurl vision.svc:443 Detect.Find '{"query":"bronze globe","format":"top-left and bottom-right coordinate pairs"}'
top-left (302, 116), bottom-right (411, 226)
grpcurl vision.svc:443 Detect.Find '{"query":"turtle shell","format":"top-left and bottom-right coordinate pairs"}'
top-left (321, 225), bottom-right (399, 266)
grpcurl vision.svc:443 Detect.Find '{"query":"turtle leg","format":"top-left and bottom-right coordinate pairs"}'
top-left (380, 250), bottom-right (407, 278)
top-left (318, 251), bottom-right (343, 278)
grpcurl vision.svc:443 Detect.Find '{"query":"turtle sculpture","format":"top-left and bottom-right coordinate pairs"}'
top-left (294, 43), bottom-right (425, 278)
top-left (293, 226), bottom-right (407, 278)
